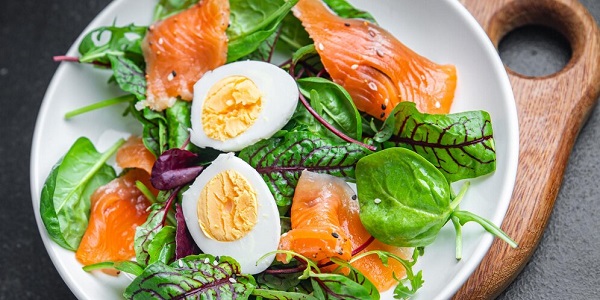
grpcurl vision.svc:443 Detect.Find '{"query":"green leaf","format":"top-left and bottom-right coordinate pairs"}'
top-left (322, 0), bottom-right (377, 23)
top-left (252, 289), bottom-right (318, 300)
top-left (40, 138), bottom-right (122, 250)
top-left (165, 100), bottom-right (192, 150)
top-left (356, 147), bottom-right (452, 247)
top-left (297, 77), bottom-right (362, 140)
top-left (310, 272), bottom-right (373, 299)
top-left (78, 24), bottom-right (147, 66)
top-left (107, 55), bottom-right (146, 100)
top-left (238, 131), bottom-right (371, 213)
top-left (134, 204), bottom-right (167, 267)
top-left (279, 13), bottom-right (313, 51)
top-left (292, 44), bottom-right (317, 66)
top-left (153, 0), bottom-right (198, 21)
top-left (227, 0), bottom-right (299, 62)
top-left (238, 30), bottom-right (280, 62)
top-left (329, 258), bottom-right (379, 300)
top-left (124, 255), bottom-right (256, 299)
top-left (126, 102), bottom-right (168, 157)
top-left (147, 226), bottom-right (176, 265)
top-left (381, 102), bottom-right (496, 182)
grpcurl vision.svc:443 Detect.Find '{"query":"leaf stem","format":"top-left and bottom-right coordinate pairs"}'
top-left (65, 94), bottom-right (135, 119)
top-left (449, 181), bottom-right (470, 210)
top-left (135, 180), bottom-right (157, 204)
top-left (298, 92), bottom-right (376, 151)
top-left (53, 55), bottom-right (80, 62)
top-left (351, 236), bottom-right (375, 256)
top-left (452, 210), bottom-right (518, 248)
top-left (451, 215), bottom-right (463, 260)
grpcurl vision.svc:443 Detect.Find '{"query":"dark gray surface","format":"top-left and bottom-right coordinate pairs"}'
top-left (0, 0), bottom-right (598, 299)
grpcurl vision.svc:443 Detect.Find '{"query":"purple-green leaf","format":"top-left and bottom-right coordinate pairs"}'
top-left (238, 131), bottom-right (371, 213)
top-left (380, 102), bottom-right (496, 182)
top-left (175, 204), bottom-right (200, 259)
top-left (124, 255), bottom-right (256, 300)
top-left (151, 148), bottom-right (204, 190)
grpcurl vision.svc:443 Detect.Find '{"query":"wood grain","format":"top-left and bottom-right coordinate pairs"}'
top-left (453, 0), bottom-right (600, 299)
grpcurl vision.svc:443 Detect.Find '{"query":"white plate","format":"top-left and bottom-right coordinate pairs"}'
top-left (30, 0), bottom-right (519, 299)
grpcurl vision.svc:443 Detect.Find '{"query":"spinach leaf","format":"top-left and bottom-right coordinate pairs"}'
top-left (153, 0), bottom-right (198, 21)
top-left (124, 255), bottom-right (256, 299)
top-left (278, 0), bottom-right (376, 51)
top-left (297, 77), bottom-right (362, 140)
top-left (78, 24), bottom-right (147, 66)
top-left (292, 44), bottom-right (318, 66)
top-left (40, 138), bottom-right (123, 250)
top-left (310, 272), bottom-right (372, 299)
top-left (279, 13), bottom-right (313, 51)
top-left (322, 0), bottom-right (377, 23)
top-left (107, 55), bottom-right (146, 100)
top-left (165, 100), bottom-right (192, 149)
top-left (238, 131), bottom-right (372, 214)
top-left (380, 102), bottom-right (496, 182)
top-left (356, 148), bottom-right (517, 255)
top-left (227, 0), bottom-right (299, 62)
top-left (127, 102), bottom-right (168, 157)
top-left (238, 30), bottom-right (280, 62)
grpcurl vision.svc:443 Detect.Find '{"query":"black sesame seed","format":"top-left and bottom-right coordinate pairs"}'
top-left (351, 194), bottom-right (357, 200)
top-left (344, 23), bottom-right (351, 27)
top-left (215, 256), bottom-right (220, 262)
top-left (381, 104), bottom-right (387, 110)
top-left (380, 112), bottom-right (385, 118)
top-left (171, 70), bottom-right (177, 77)
top-left (331, 232), bottom-right (340, 238)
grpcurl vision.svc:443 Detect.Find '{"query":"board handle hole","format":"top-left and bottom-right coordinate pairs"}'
top-left (498, 25), bottom-right (571, 77)
top-left (489, 1), bottom-right (584, 78)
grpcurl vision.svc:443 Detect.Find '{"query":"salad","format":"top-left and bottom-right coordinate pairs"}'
top-left (40, 0), bottom-right (517, 299)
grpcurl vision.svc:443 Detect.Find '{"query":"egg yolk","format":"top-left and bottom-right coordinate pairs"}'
top-left (201, 76), bottom-right (262, 141)
top-left (197, 170), bottom-right (258, 241)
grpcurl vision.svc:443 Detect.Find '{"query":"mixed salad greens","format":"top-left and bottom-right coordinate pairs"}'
top-left (41, 0), bottom-right (516, 299)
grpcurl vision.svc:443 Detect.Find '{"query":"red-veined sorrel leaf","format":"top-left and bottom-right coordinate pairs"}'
top-left (238, 131), bottom-right (371, 214)
top-left (379, 102), bottom-right (496, 182)
top-left (124, 254), bottom-right (255, 299)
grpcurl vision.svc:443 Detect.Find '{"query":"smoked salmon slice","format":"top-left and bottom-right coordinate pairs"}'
top-left (278, 171), bottom-right (410, 292)
top-left (75, 169), bottom-right (156, 267)
top-left (142, 0), bottom-right (230, 111)
top-left (116, 136), bottom-right (156, 174)
top-left (278, 171), bottom-right (353, 262)
top-left (293, 0), bottom-right (457, 119)
top-left (76, 137), bottom-right (158, 269)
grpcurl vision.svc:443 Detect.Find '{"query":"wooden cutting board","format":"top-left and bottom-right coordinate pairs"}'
top-left (454, 0), bottom-right (600, 299)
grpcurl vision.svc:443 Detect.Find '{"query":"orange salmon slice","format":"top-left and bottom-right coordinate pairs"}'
top-left (293, 0), bottom-right (457, 119)
top-left (278, 171), bottom-right (411, 292)
top-left (142, 0), bottom-right (230, 111)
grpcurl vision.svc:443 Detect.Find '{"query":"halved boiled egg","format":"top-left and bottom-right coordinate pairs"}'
top-left (181, 153), bottom-right (281, 274)
top-left (190, 60), bottom-right (299, 152)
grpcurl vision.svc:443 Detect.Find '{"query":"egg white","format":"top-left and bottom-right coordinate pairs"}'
top-left (181, 153), bottom-right (281, 274)
top-left (190, 60), bottom-right (299, 152)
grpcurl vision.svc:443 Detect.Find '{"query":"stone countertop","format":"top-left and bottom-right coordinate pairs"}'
top-left (0, 0), bottom-right (598, 299)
